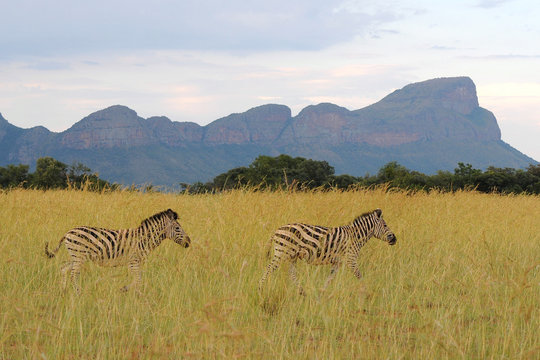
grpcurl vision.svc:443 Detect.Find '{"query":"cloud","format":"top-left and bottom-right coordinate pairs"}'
top-left (461, 54), bottom-right (540, 60)
top-left (475, 0), bottom-right (513, 9)
top-left (0, 0), bottom-right (404, 59)
top-left (24, 61), bottom-right (71, 71)
top-left (257, 96), bottom-right (282, 101)
top-left (430, 45), bottom-right (458, 51)
top-left (477, 82), bottom-right (540, 97)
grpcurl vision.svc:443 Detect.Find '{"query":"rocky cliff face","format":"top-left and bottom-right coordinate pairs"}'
top-left (147, 116), bottom-right (204, 145)
top-left (0, 77), bottom-right (534, 185)
top-left (0, 115), bottom-right (7, 143)
top-left (60, 106), bottom-right (156, 149)
top-left (203, 104), bottom-right (291, 145)
top-left (1, 113), bottom-right (56, 164)
top-left (0, 113), bottom-right (18, 143)
top-left (53, 76), bottom-right (502, 149)
top-left (360, 77), bottom-right (500, 144)
top-left (275, 77), bottom-right (499, 147)
top-left (379, 77), bottom-right (479, 115)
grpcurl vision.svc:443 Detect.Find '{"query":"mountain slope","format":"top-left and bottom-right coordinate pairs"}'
top-left (0, 77), bottom-right (536, 185)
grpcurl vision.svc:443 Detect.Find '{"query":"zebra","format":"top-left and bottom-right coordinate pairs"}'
top-left (259, 209), bottom-right (396, 294)
top-left (45, 208), bottom-right (191, 293)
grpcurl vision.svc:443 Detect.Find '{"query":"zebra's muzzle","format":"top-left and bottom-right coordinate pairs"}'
top-left (183, 237), bottom-right (191, 248)
top-left (388, 234), bottom-right (397, 245)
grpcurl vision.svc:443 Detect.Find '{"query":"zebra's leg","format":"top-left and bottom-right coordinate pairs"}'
top-left (259, 253), bottom-right (284, 292)
top-left (69, 260), bottom-right (84, 295)
top-left (346, 251), bottom-right (362, 280)
top-left (289, 260), bottom-right (305, 296)
top-left (60, 261), bottom-right (73, 291)
top-left (322, 263), bottom-right (340, 290)
top-left (122, 259), bottom-right (142, 292)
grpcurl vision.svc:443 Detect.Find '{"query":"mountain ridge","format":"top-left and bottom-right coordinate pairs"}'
top-left (0, 77), bottom-right (536, 185)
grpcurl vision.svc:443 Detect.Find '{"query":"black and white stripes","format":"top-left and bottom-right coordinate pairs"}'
top-left (259, 209), bottom-right (396, 294)
top-left (45, 207), bottom-right (396, 296)
top-left (45, 209), bottom-right (190, 293)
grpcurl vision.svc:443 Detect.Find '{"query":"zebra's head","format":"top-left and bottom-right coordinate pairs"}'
top-left (164, 209), bottom-right (191, 248)
top-left (372, 209), bottom-right (397, 245)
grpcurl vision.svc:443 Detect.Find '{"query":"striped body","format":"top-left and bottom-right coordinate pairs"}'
top-left (259, 209), bottom-right (396, 294)
top-left (62, 226), bottom-right (159, 267)
top-left (272, 224), bottom-right (354, 265)
top-left (45, 209), bottom-right (190, 293)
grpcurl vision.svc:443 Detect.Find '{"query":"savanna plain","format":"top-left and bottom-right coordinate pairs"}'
top-left (0, 187), bottom-right (538, 359)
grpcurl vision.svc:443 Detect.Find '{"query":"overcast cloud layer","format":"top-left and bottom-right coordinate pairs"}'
top-left (1, 0), bottom-right (539, 162)
top-left (1, 1), bottom-right (400, 56)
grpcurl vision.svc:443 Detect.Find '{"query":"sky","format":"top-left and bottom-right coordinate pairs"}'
top-left (1, 0), bottom-right (539, 162)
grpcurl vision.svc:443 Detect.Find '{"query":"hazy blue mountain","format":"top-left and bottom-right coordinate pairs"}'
top-left (0, 77), bottom-right (536, 186)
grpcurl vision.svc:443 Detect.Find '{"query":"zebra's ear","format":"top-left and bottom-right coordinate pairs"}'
top-left (374, 208), bottom-right (382, 217)
top-left (167, 209), bottom-right (179, 220)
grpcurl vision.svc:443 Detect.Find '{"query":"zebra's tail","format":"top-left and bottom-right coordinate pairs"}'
top-left (45, 236), bottom-right (65, 259)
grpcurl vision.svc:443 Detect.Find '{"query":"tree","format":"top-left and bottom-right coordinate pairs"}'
top-left (428, 170), bottom-right (454, 191)
top-left (525, 164), bottom-right (540, 193)
top-left (377, 161), bottom-right (408, 183)
top-left (180, 181), bottom-right (213, 194)
top-left (0, 164), bottom-right (30, 188)
top-left (296, 159), bottom-right (334, 187)
top-left (247, 155), bottom-right (297, 187)
top-left (244, 154), bottom-right (334, 189)
top-left (326, 174), bottom-right (359, 189)
top-left (68, 162), bottom-right (92, 180)
top-left (476, 167), bottom-right (522, 193)
top-left (65, 161), bottom-right (113, 190)
top-left (376, 161), bottom-right (411, 188)
top-left (30, 157), bottom-right (68, 189)
top-left (181, 155), bottom-right (540, 195)
top-left (203, 154), bottom-right (336, 191)
top-left (1, 158), bottom-right (113, 190)
top-left (453, 162), bottom-right (482, 189)
top-left (212, 166), bottom-right (250, 189)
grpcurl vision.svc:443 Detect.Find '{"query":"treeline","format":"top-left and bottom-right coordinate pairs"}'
top-left (181, 154), bottom-right (540, 194)
top-left (0, 157), bottom-right (116, 191)
top-left (3, 154), bottom-right (539, 194)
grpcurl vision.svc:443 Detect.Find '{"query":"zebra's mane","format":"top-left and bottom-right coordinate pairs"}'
top-left (139, 209), bottom-right (178, 228)
top-left (353, 209), bottom-right (381, 222)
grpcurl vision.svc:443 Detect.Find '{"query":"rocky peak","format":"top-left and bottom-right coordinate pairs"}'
top-left (61, 105), bottom-right (154, 149)
top-left (203, 104), bottom-right (291, 144)
top-left (0, 113), bottom-right (23, 143)
top-left (147, 116), bottom-right (204, 145)
top-left (1, 76), bottom-right (535, 185)
top-left (0, 113), bottom-right (18, 131)
top-left (0, 113), bottom-right (8, 142)
top-left (275, 103), bottom-right (351, 146)
top-left (352, 77), bottom-right (500, 143)
top-left (297, 103), bottom-right (350, 117)
top-left (0, 113), bottom-right (8, 134)
top-left (4, 77), bottom-right (502, 153)
top-left (146, 115), bottom-right (173, 128)
top-left (380, 77), bottom-right (479, 115)
top-left (68, 105), bottom-right (142, 130)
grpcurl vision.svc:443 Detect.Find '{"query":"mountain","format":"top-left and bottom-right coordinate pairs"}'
top-left (0, 77), bottom-right (536, 186)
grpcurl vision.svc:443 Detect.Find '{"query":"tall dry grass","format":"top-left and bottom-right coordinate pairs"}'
top-left (0, 188), bottom-right (538, 359)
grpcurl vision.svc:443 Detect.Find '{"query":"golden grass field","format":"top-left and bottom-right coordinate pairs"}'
top-left (0, 187), bottom-right (538, 359)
